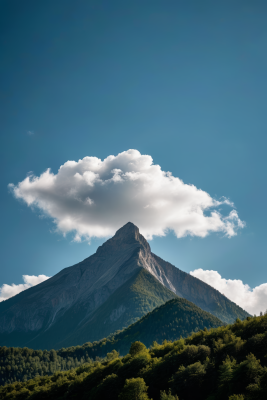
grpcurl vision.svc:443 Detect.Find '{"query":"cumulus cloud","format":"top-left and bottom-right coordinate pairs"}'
top-left (0, 275), bottom-right (50, 302)
top-left (190, 269), bottom-right (267, 316)
top-left (8, 149), bottom-right (245, 241)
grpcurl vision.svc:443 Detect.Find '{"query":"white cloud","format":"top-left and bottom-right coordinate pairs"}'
top-left (0, 275), bottom-right (50, 302)
top-left (8, 149), bottom-right (245, 241)
top-left (27, 131), bottom-right (34, 135)
top-left (190, 269), bottom-right (267, 316)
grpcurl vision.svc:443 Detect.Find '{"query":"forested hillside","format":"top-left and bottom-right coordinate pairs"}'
top-left (0, 347), bottom-right (94, 386)
top-left (0, 297), bottom-right (222, 386)
top-left (1, 314), bottom-right (267, 399)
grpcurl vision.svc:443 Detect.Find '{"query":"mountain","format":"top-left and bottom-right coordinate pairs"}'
top-left (0, 297), bottom-right (223, 386)
top-left (0, 222), bottom-right (249, 349)
top-left (1, 314), bottom-right (267, 400)
top-left (24, 269), bottom-right (177, 350)
top-left (56, 268), bottom-right (178, 348)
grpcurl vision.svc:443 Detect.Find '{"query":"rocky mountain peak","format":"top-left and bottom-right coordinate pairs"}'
top-left (96, 222), bottom-right (150, 256)
top-left (114, 222), bottom-right (139, 240)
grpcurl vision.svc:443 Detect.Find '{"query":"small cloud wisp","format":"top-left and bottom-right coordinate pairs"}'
top-left (0, 275), bottom-right (50, 302)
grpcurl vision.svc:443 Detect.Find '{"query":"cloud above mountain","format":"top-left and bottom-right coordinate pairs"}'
top-left (9, 149), bottom-right (245, 241)
top-left (190, 269), bottom-right (267, 316)
top-left (0, 275), bottom-right (50, 302)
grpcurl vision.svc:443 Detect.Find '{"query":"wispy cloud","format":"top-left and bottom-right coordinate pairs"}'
top-left (8, 149), bottom-right (245, 241)
top-left (27, 131), bottom-right (34, 135)
top-left (0, 275), bottom-right (50, 302)
top-left (190, 269), bottom-right (267, 315)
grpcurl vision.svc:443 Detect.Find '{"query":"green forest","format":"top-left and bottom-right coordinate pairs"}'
top-left (1, 314), bottom-right (267, 399)
top-left (0, 297), bottom-right (223, 386)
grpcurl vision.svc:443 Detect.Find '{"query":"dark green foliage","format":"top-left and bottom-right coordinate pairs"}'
top-left (107, 350), bottom-right (120, 360)
top-left (129, 342), bottom-right (147, 357)
top-left (1, 314), bottom-right (267, 399)
top-left (118, 377), bottom-right (150, 400)
top-left (160, 389), bottom-right (179, 400)
top-left (0, 346), bottom-right (93, 386)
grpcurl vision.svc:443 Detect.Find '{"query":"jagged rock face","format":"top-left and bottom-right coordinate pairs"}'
top-left (0, 222), bottom-right (249, 349)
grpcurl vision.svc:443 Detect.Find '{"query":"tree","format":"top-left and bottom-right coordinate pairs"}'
top-left (229, 395), bottom-right (244, 400)
top-left (129, 342), bottom-right (147, 357)
top-left (107, 350), bottom-right (120, 360)
top-left (160, 389), bottom-right (179, 399)
top-left (218, 356), bottom-right (236, 397)
top-left (118, 378), bottom-right (150, 400)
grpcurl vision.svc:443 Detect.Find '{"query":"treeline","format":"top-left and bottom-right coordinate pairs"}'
top-left (1, 314), bottom-right (267, 399)
top-left (0, 347), bottom-right (94, 386)
top-left (0, 298), bottom-right (223, 386)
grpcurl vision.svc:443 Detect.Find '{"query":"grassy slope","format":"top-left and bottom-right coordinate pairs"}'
top-left (1, 315), bottom-right (267, 400)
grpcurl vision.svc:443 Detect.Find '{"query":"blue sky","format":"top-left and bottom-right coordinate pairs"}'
top-left (1, 0), bottom-right (267, 312)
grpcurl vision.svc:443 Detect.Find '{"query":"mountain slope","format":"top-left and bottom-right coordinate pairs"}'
top-left (0, 222), bottom-right (249, 349)
top-left (26, 268), bottom-right (178, 349)
top-left (59, 268), bottom-right (178, 348)
top-left (150, 252), bottom-right (249, 323)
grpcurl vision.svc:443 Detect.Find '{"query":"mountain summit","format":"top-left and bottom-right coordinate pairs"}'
top-left (96, 222), bottom-right (150, 257)
top-left (0, 223), bottom-right (249, 349)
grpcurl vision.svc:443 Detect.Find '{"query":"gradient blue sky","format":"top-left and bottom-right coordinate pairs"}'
top-left (1, 0), bottom-right (266, 295)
